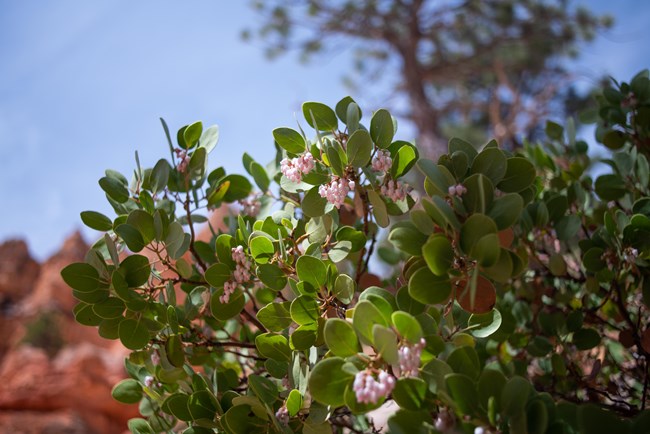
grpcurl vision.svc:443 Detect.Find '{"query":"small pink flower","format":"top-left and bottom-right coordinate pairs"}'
top-left (398, 338), bottom-right (426, 377)
top-left (275, 405), bottom-right (289, 425)
top-left (371, 149), bottom-right (392, 174)
top-left (352, 370), bottom-right (395, 404)
top-left (381, 180), bottom-right (409, 202)
top-left (280, 152), bottom-right (315, 183)
top-left (319, 177), bottom-right (355, 208)
top-left (448, 184), bottom-right (467, 197)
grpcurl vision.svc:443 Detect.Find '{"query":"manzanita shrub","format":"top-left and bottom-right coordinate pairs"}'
top-left (61, 71), bottom-right (650, 434)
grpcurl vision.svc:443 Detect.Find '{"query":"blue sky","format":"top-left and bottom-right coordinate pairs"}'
top-left (1, 1), bottom-right (649, 260)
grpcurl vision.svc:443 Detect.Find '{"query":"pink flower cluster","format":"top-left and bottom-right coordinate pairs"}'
top-left (371, 149), bottom-right (392, 174)
top-left (381, 180), bottom-right (409, 202)
top-left (175, 149), bottom-right (189, 173)
top-left (398, 338), bottom-right (426, 377)
top-left (448, 184), bottom-right (467, 197)
top-left (221, 246), bottom-right (251, 303)
top-left (275, 405), bottom-right (289, 425)
top-left (280, 152), bottom-right (315, 183)
top-left (352, 370), bottom-right (395, 404)
top-left (319, 177), bottom-right (355, 209)
top-left (239, 196), bottom-right (261, 217)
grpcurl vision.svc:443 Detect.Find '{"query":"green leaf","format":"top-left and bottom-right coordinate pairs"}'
top-left (221, 174), bottom-right (252, 202)
top-left (163, 393), bottom-right (192, 421)
top-left (308, 357), bottom-right (353, 406)
top-left (303, 102), bottom-right (338, 131)
top-left (448, 137), bottom-right (478, 163)
top-left (472, 233), bottom-right (500, 267)
top-left (335, 96), bottom-right (361, 125)
top-left (165, 334), bottom-right (185, 368)
top-left (463, 173), bottom-right (494, 214)
top-left (554, 215), bottom-right (581, 242)
top-left (446, 346), bottom-right (481, 380)
top-left (346, 130), bottom-right (372, 168)
top-left (92, 297), bottom-right (125, 319)
top-left (595, 174), bottom-right (626, 201)
top-left (471, 148), bottom-right (507, 184)
top-left (99, 176), bottom-right (129, 203)
top-left (468, 309), bottom-right (502, 338)
top-left (115, 224), bottom-right (145, 252)
top-left (370, 109), bottom-right (394, 148)
top-left (408, 267), bottom-right (451, 305)
top-left (112, 379), bottom-right (143, 404)
top-left (183, 121), bottom-right (203, 149)
top-left (353, 300), bottom-right (388, 345)
top-left (421, 359), bottom-right (453, 395)
top-left (204, 263), bottom-right (231, 288)
top-left (188, 390), bottom-right (218, 420)
top-left (74, 302), bottom-right (103, 326)
top-left (248, 374), bottom-right (278, 405)
top-left (573, 328), bottom-right (601, 350)
top-left (290, 323), bottom-right (318, 350)
top-left (422, 234), bottom-right (454, 276)
top-left (296, 256), bottom-right (327, 289)
top-left (273, 127), bottom-right (306, 154)
top-left (602, 130), bottom-right (626, 150)
top-left (290, 295), bottom-right (320, 325)
top-left (257, 302), bottom-right (292, 332)
top-left (390, 142), bottom-right (419, 178)
top-left (118, 318), bottom-right (150, 350)
top-left (210, 288), bottom-right (245, 321)
top-left (372, 324), bottom-right (399, 364)
top-left (392, 311), bottom-right (424, 342)
top-left (545, 120), bottom-right (564, 140)
top-left (329, 240), bottom-right (352, 263)
top-left (501, 376), bottom-right (531, 417)
top-left (421, 196), bottom-right (460, 231)
top-left (61, 263), bottom-right (102, 292)
top-left (119, 254), bottom-right (151, 287)
top-left (333, 274), bottom-right (355, 304)
top-left (497, 158), bottom-right (536, 193)
top-left (80, 211), bottom-right (113, 231)
top-left (445, 373), bottom-right (479, 415)
top-left (578, 404), bottom-right (628, 434)
top-left (302, 186), bottom-right (328, 218)
top-left (459, 214), bottom-right (497, 255)
top-left (417, 159), bottom-right (454, 196)
top-left (127, 210), bottom-right (155, 244)
top-left (255, 333), bottom-right (292, 361)
top-left (127, 418), bottom-right (154, 434)
top-left (150, 159), bottom-right (171, 194)
top-left (324, 318), bottom-right (360, 357)
top-left (393, 378), bottom-right (427, 411)
top-left (488, 193), bottom-right (524, 230)
top-left (257, 264), bottom-right (287, 291)
top-left (199, 125), bottom-right (219, 153)
top-left (477, 369), bottom-right (506, 412)
top-left (250, 162), bottom-right (270, 192)
top-left (286, 389), bottom-right (303, 417)
top-left (388, 224), bottom-right (428, 256)
top-left (368, 189), bottom-right (389, 228)
top-left (249, 236), bottom-right (274, 264)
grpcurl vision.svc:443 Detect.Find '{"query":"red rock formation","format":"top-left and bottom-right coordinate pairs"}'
top-left (0, 233), bottom-right (138, 434)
